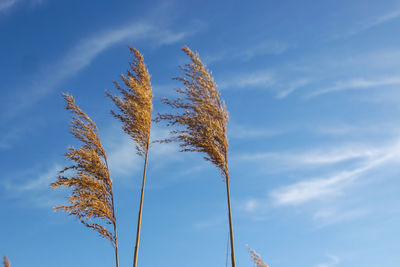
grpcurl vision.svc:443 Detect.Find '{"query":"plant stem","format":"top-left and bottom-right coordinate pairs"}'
top-left (113, 218), bottom-right (119, 267)
top-left (110, 191), bottom-right (119, 267)
top-left (225, 173), bottom-right (236, 267)
top-left (133, 142), bottom-right (150, 267)
top-left (105, 156), bottom-right (119, 267)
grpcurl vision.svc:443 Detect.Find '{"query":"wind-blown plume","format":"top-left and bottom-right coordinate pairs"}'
top-left (51, 94), bottom-right (119, 267)
top-left (106, 47), bottom-right (153, 267)
top-left (156, 46), bottom-right (235, 267)
top-left (106, 47), bottom-right (152, 157)
top-left (248, 247), bottom-right (269, 267)
top-left (3, 256), bottom-right (10, 267)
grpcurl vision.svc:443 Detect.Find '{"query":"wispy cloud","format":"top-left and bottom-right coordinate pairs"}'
top-left (1, 163), bottom-right (63, 208)
top-left (237, 143), bottom-right (381, 168)
top-left (333, 8), bottom-right (400, 39)
top-left (270, 141), bottom-right (400, 206)
top-left (104, 124), bottom-right (181, 179)
top-left (107, 135), bottom-right (141, 177)
top-left (276, 78), bottom-right (312, 99)
top-left (214, 46), bottom-right (400, 99)
top-left (316, 255), bottom-right (340, 267)
top-left (3, 21), bottom-right (192, 120)
top-left (369, 9), bottom-right (400, 27)
top-left (329, 8), bottom-right (400, 40)
top-left (236, 137), bottom-right (400, 225)
top-left (249, 45), bottom-right (400, 99)
top-left (241, 198), bottom-right (261, 213)
top-left (308, 75), bottom-right (400, 98)
top-left (219, 70), bottom-right (274, 90)
top-left (271, 168), bottom-right (361, 206)
top-left (3, 163), bottom-right (60, 192)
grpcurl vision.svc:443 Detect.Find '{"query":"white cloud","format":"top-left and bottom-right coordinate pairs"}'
top-left (255, 45), bottom-right (400, 99)
top-left (237, 143), bottom-right (382, 168)
top-left (288, 146), bottom-right (379, 165)
top-left (271, 169), bottom-right (359, 206)
top-left (276, 78), bottom-right (312, 99)
top-left (4, 21), bottom-right (191, 120)
top-left (308, 75), bottom-right (400, 98)
top-left (333, 8), bottom-right (400, 39)
top-left (270, 141), bottom-right (400, 206)
top-left (3, 163), bottom-right (60, 192)
top-left (107, 135), bottom-right (141, 177)
top-left (1, 163), bottom-right (64, 208)
top-left (241, 199), bottom-right (260, 213)
top-left (370, 9), bottom-right (400, 26)
top-left (316, 255), bottom-right (340, 267)
top-left (104, 124), bottom-right (181, 179)
top-left (235, 138), bottom-right (400, 224)
top-left (219, 70), bottom-right (274, 90)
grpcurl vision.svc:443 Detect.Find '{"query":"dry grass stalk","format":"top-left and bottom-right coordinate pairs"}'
top-left (3, 256), bottom-right (10, 267)
top-left (51, 94), bottom-right (119, 267)
top-left (156, 46), bottom-right (235, 267)
top-left (248, 247), bottom-right (269, 267)
top-left (106, 47), bottom-right (153, 267)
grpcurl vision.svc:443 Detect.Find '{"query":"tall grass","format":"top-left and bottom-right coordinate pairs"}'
top-left (106, 47), bottom-right (153, 267)
top-left (51, 94), bottom-right (119, 267)
top-left (156, 46), bottom-right (236, 267)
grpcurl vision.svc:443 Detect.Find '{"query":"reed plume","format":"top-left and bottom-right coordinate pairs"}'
top-left (106, 47), bottom-right (153, 267)
top-left (248, 247), bottom-right (269, 267)
top-left (51, 94), bottom-right (119, 267)
top-left (155, 46), bottom-right (235, 267)
top-left (3, 256), bottom-right (10, 267)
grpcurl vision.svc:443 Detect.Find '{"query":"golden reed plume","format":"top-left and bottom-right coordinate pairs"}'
top-left (3, 256), bottom-right (10, 267)
top-left (106, 47), bottom-right (152, 157)
top-left (51, 94), bottom-right (119, 267)
top-left (248, 247), bottom-right (269, 267)
top-left (106, 47), bottom-right (152, 267)
top-left (156, 46), bottom-right (236, 267)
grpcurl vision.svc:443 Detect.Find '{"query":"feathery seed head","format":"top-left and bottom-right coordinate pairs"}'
top-left (156, 46), bottom-right (229, 178)
top-left (51, 94), bottom-right (117, 246)
top-left (106, 47), bottom-right (153, 157)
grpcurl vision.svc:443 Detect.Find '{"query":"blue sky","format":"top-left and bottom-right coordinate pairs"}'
top-left (1, 0), bottom-right (400, 266)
